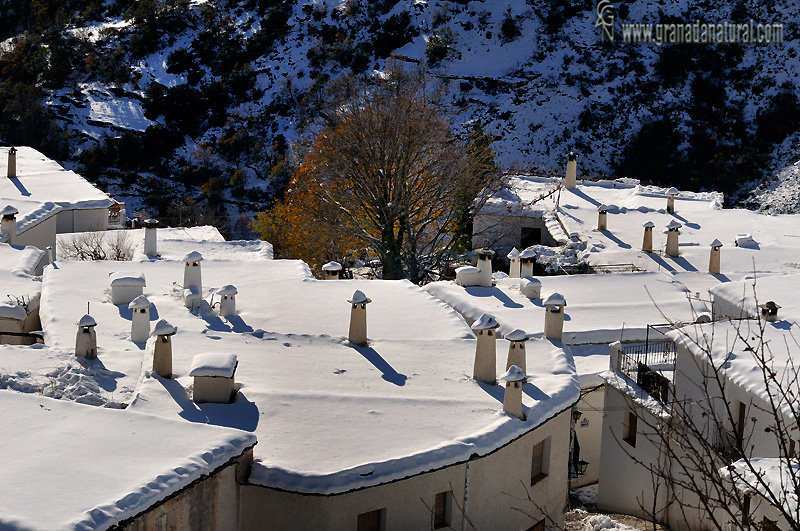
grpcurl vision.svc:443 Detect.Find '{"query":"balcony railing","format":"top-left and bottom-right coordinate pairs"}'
top-left (618, 325), bottom-right (677, 403)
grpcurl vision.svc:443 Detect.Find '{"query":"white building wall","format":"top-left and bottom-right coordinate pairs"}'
top-left (56, 207), bottom-right (109, 233)
top-left (571, 384), bottom-right (604, 487)
top-left (15, 215), bottom-right (57, 253)
top-left (242, 409), bottom-right (573, 530)
top-left (472, 214), bottom-right (560, 252)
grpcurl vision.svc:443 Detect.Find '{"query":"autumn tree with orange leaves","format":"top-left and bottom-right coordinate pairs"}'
top-left (253, 66), bottom-right (504, 282)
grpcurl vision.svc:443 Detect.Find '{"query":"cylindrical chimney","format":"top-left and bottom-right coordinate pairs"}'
top-left (666, 187), bottom-right (678, 214)
top-left (520, 249), bottom-right (535, 278)
top-left (472, 313), bottom-right (499, 385)
top-left (499, 365), bottom-right (526, 420)
top-left (152, 319), bottom-right (176, 378)
top-left (709, 239), bottom-right (722, 274)
top-left (129, 295), bottom-right (152, 343)
top-left (543, 292), bottom-right (566, 341)
top-left (665, 220), bottom-right (681, 257)
top-left (322, 261), bottom-right (343, 280)
top-left (1, 205), bottom-right (18, 244)
top-left (507, 248), bottom-right (521, 278)
top-left (504, 329), bottom-right (528, 374)
top-left (143, 219), bottom-right (159, 257)
top-left (565, 151), bottom-right (577, 189)
top-left (642, 221), bottom-right (654, 252)
top-left (7, 147), bottom-right (17, 179)
top-left (348, 290), bottom-right (371, 346)
top-left (597, 205), bottom-right (609, 231)
top-left (475, 248), bottom-right (495, 287)
top-left (217, 285), bottom-right (238, 317)
top-left (75, 314), bottom-right (98, 359)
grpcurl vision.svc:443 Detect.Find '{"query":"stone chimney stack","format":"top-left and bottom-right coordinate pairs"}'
top-left (143, 219), bottom-right (159, 258)
top-left (642, 221), bottom-right (655, 252)
top-left (183, 251), bottom-right (203, 308)
top-left (472, 313), bottom-right (499, 385)
top-left (129, 295), bottom-right (151, 343)
top-left (504, 329), bottom-right (528, 374)
top-left (759, 301), bottom-right (781, 322)
top-left (7, 147), bottom-right (17, 179)
top-left (507, 248), bottom-right (521, 278)
top-left (475, 248), bottom-right (495, 287)
top-left (75, 314), bottom-right (97, 359)
top-left (322, 261), bottom-right (343, 280)
top-left (520, 249), bottom-right (535, 278)
top-left (348, 290), bottom-right (371, 346)
top-left (709, 239), bottom-right (722, 274)
top-left (597, 204), bottom-right (609, 231)
top-left (665, 220), bottom-right (681, 257)
top-left (666, 187), bottom-right (678, 214)
top-left (217, 285), bottom-right (237, 317)
top-left (543, 293), bottom-right (566, 341)
top-left (565, 151), bottom-right (577, 189)
top-left (152, 319), bottom-right (176, 378)
top-left (499, 365), bottom-right (526, 420)
top-left (520, 277), bottom-right (542, 300)
top-left (1, 205), bottom-right (18, 244)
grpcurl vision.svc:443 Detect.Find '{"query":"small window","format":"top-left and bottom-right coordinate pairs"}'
top-left (531, 438), bottom-right (550, 485)
top-left (357, 509), bottom-right (384, 531)
top-left (762, 517), bottom-right (780, 531)
top-left (736, 401), bottom-right (746, 447)
top-left (623, 411), bottom-right (637, 448)
top-left (433, 491), bottom-right (451, 529)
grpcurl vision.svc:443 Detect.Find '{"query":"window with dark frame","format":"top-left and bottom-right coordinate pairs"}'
top-left (357, 508), bottom-right (384, 531)
top-left (433, 491), bottom-right (451, 529)
top-left (623, 411), bottom-right (638, 448)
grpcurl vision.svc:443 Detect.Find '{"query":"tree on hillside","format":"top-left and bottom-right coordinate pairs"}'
top-left (253, 66), bottom-right (504, 282)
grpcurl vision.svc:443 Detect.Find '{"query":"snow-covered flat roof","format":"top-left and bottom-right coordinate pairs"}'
top-left (57, 226), bottom-right (274, 262)
top-left (484, 175), bottom-right (800, 295)
top-left (0, 147), bottom-right (113, 211)
top-left (189, 353), bottom-right (238, 378)
top-left (668, 319), bottom-right (800, 418)
top-left (0, 243), bottom-right (44, 310)
top-left (710, 273), bottom-right (800, 321)
top-left (0, 198), bottom-right (62, 239)
top-left (425, 271), bottom-right (707, 348)
top-left (129, 332), bottom-right (578, 494)
top-left (36, 255), bottom-right (578, 494)
top-left (0, 390), bottom-right (255, 530)
top-left (723, 458), bottom-right (799, 515)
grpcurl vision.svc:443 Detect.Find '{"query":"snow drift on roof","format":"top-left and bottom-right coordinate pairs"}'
top-left (189, 353), bottom-right (238, 378)
top-left (109, 271), bottom-right (146, 288)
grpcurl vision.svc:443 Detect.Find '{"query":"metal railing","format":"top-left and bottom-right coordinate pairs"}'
top-left (618, 324), bottom-right (677, 403)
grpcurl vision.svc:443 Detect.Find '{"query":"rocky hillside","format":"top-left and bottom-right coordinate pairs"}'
top-left (0, 0), bottom-right (798, 233)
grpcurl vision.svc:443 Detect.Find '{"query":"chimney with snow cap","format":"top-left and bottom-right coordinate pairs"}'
top-left (666, 187), bottom-right (679, 214)
top-left (128, 295), bottom-right (151, 343)
top-left (543, 292), bottom-right (566, 341)
top-left (597, 204), bottom-right (609, 231)
top-left (520, 248), bottom-right (536, 278)
top-left (217, 284), bottom-right (238, 317)
top-left (665, 220), bottom-right (681, 257)
top-left (507, 248), bottom-right (521, 278)
top-left (759, 301), bottom-right (781, 322)
top-left (322, 261), bottom-right (343, 280)
top-left (183, 251), bottom-right (203, 308)
top-left (505, 328), bottom-right (528, 373)
top-left (499, 365), bottom-right (526, 420)
top-left (348, 289), bottom-right (371, 346)
top-left (565, 151), bottom-right (577, 189)
top-left (472, 313), bottom-right (499, 385)
top-left (520, 277), bottom-right (541, 300)
top-left (75, 314), bottom-right (97, 359)
top-left (143, 219), bottom-right (159, 258)
top-left (152, 319), bottom-right (176, 378)
top-left (709, 239), bottom-right (722, 274)
top-left (7, 147), bottom-right (16, 179)
top-left (475, 248), bottom-right (494, 287)
top-left (642, 221), bottom-right (655, 252)
top-left (1, 205), bottom-right (18, 244)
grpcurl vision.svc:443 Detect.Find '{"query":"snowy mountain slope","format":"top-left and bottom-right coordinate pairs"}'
top-left (1, 0), bottom-right (798, 229)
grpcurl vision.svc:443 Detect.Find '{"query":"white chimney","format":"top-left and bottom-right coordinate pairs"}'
top-left (475, 248), bottom-right (494, 287)
top-left (520, 277), bottom-right (541, 299)
top-left (143, 219), bottom-right (159, 258)
top-left (565, 151), bottom-right (577, 189)
top-left (129, 295), bottom-right (151, 343)
top-left (505, 329), bottom-right (528, 373)
top-left (183, 251), bottom-right (203, 308)
top-left (348, 290), bottom-right (371, 346)
top-left (709, 239), bottom-right (722, 274)
top-left (7, 147), bottom-right (17, 179)
top-left (666, 187), bottom-right (679, 214)
top-left (152, 319), bottom-right (176, 378)
top-left (46, 246), bottom-right (54, 264)
top-left (597, 204), bottom-right (609, 231)
top-left (665, 220), bottom-right (681, 257)
top-left (759, 301), bottom-right (781, 322)
top-left (543, 292), bottom-right (566, 341)
top-left (499, 365), bottom-right (526, 420)
top-left (642, 221), bottom-right (654, 252)
top-left (507, 248), bottom-right (521, 278)
top-left (520, 249), bottom-right (535, 278)
top-left (472, 313), bottom-right (499, 385)
top-left (75, 314), bottom-right (97, 359)
top-left (189, 353), bottom-right (238, 403)
top-left (322, 261), bottom-right (343, 279)
top-left (1, 205), bottom-right (18, 244)
top-left (217, 285), bottom-right (237, 317)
